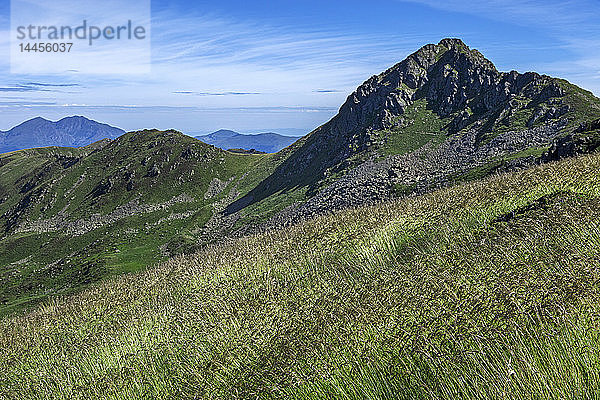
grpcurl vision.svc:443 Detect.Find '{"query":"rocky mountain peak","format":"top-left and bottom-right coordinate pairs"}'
top-left (224, 39), bottom-right (600, 217)
top-left (308, 39), bottom-right (504, 162)
top-left (438, 37), bottom-right (464, 49)
top-left (324, 37), bottom-right (574, 151)
top-left (343, 39), bottom-right (500, 128)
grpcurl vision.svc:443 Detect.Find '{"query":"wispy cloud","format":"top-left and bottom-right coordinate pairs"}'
top-left (0, 82), bottom-right (80, 92)
top-left (0, 86), bottom-right (49, 92)
top-left (1, 8), bottom-right (428, 112)
top-left (401, 0), bottom-right (598, 31)
top-left (26, 82), bottom-right (81, 87)
top-left (173, 91), bottom-right (261, 96)
top-left (152, 15), bottom-right (424, 73)
top-left (149, 10), bottom-right (431, 94)
top-left (0, 104), bottom-right (337, 112)
top-left (0, 100), bottom-right (57, 105)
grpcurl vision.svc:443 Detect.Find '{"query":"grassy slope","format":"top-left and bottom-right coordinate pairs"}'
top-left (558, 80), bottom-right (600, 129)
top-left (2, 152), bottom-right (600, 398)
top-left (381, 98), bottom-right (449, 156)
top-left (228, 137), bottom-right (315, 227)
top-left (0, 131), bottom-right (276, 316)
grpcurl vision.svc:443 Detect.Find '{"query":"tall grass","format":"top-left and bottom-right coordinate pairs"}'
top-left (2, 154), bottom-right (600, 399)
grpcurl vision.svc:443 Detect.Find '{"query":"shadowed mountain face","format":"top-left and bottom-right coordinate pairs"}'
top-left (0, 116), bottom-right (125, 154)
top-left (196, 130), bottom-right (301, 153)
top-left (224, 38), bottom-right (600, 218)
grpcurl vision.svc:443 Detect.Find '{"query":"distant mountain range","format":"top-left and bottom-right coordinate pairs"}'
top-left (0, 116), bottom-right (125, 154)
top-left (196, 129), bottom-right (301, 153)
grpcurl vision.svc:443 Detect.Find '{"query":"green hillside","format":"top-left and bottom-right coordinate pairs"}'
top-left (2, 152), bottom-right (600, 398)
top-left (0, 130), bottom-right (279, 315)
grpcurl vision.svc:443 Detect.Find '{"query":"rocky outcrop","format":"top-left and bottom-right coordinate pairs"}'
top-left (543, 119), bottom-right (600, 161)
top-left (14, 193), bottom-right (195, 236)
top-left (264, 119), bottom-right (567, 228)
top-left (204, 177), bottom-right (233, 200)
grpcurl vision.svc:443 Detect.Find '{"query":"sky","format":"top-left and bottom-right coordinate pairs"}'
top-left (0, 0), bottom-right (599, 135)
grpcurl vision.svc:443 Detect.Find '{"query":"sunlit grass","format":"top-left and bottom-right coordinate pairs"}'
top-left (2, 153), bottom-right (600, 399)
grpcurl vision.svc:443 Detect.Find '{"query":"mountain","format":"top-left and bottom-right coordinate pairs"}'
top-left (196, 129), bottom-right (300, 153)
top-left (1, 38), bottom-right (600, 316)
top-left (225, 38), bottom-right (600, 225)
top-left (0, 116), bottom-right (125, 154)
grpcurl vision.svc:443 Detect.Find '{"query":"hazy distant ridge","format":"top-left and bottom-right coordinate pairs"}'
top-left (0, 116), bottom-right (125, 153)
top-left (196, 129), bottom-right (300, 153)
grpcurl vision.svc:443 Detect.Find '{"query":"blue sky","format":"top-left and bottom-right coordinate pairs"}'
top-left (0, 0), bottom-right (599, 134)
